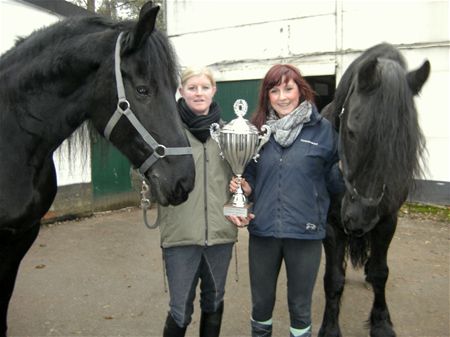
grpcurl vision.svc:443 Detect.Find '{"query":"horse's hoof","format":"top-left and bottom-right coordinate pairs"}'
top-left (370, 324), bottom-right (396, 337)
top-left (318, 326), bottom-right (342, 337)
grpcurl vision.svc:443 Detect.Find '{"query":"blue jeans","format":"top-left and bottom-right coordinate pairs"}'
top-left (163, 243), bottom-right (233, 327)
top-left (249, 235), bottom-right (322, 330)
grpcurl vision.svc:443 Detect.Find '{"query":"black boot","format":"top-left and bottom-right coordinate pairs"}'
top-left (163, 312), bottom-right (187, 337)
top-left (200, 302), bottom-right (224, 337)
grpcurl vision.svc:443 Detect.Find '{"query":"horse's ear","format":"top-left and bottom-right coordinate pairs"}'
top-left (131, 2), bottom-right (159, 51)
top-left (357, 58), bottom-right (380, 93)
top-left (407, 60), bottom-right (430, 95)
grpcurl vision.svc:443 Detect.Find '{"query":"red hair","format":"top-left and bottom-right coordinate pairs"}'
top-left (252, 64), bottom-right (315, 129)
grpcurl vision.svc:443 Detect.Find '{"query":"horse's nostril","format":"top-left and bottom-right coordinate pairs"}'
top-left (343, 214), bottom-right (353, 227)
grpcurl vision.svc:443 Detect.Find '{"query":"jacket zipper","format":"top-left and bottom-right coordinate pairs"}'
top-left (277, 151), bottom-right (284, 232)
top-left (203, 144), bottom-right (209, 246)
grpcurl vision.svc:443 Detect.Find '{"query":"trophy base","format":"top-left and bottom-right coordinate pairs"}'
top-left (223, 203), bottom-right (252, 217)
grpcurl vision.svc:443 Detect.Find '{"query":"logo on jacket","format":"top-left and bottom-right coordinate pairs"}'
top-left (306, 223), bottom-right (317, 231)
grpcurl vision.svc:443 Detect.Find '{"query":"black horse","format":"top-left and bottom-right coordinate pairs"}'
top-left (319, 43), bottom-right (430, 337)
top-left (0, 3), bottom-right (195, 336)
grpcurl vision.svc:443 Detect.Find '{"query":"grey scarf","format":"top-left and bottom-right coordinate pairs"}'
top-left (266, 100), bottom-right (312, 147)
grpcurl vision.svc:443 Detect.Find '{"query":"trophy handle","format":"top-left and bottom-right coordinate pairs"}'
top-left (253, 124), bottom-right (271, 162)
top-left (210, 123), bottom-right (224, 158)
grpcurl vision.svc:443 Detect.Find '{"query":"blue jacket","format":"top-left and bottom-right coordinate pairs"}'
top-left (244, 106), bottom-right (344, 240)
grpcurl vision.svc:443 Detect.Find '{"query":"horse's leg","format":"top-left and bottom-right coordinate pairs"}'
top-left (365, 213), bottom-right (398, 337)
top-left (319, 222), bottom-right (347, 337)
top-left (0, 223), bottom-right (40, 337)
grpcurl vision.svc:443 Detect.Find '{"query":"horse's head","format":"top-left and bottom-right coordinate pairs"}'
top-left (91, 3), bottom-right (195, 206)
top-left (339, 49), bottom-right (430, 236)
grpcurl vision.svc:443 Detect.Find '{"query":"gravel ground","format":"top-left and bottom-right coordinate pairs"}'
top-left (7, 207), bottom-right (449, 337)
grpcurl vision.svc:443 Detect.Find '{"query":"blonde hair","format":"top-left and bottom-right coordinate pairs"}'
top-left (180, 66), bottom-right (216, 87)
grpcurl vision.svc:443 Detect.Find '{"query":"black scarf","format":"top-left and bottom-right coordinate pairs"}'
top-left (178, 98), bottom-right (221, 143)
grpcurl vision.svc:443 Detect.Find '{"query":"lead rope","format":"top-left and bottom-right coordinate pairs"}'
top-left (140, 180), bottom-right (159, 229)
top-left (140, 181), bottom-right (168, 292)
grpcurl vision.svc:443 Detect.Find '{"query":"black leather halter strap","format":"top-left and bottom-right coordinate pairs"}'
top-left (338, 82), bottom-right (386, 207)
top-left (103, 32), bottom-right (192, 175)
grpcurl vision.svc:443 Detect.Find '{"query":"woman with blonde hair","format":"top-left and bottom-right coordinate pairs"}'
top-left (158, 66), bottom-right (236, 337)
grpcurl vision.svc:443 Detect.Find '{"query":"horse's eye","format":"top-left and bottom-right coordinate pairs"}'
top-left (136, 86), bottom-right (149, 96)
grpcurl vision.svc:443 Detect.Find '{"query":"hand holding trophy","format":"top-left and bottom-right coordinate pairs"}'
top-left (210, 99), bottom-right (270, 217)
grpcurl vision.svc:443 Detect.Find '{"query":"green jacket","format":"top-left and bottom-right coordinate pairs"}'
top-left (157, 130), bottom-right (237, 248)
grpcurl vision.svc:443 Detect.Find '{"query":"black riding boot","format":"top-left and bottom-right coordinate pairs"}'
top-left (163, 312), bottom-right (187, 337)
top-left (200, 302), bottom-right (224, 337)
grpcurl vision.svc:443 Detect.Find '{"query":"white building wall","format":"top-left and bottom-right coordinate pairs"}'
top-left (337, 1), bottom-right (449, 183)
top-left (168, 1), bottom-right (338, 78)
top-left (0, 0), bottom-right (91, 186)
top-left (167, 0), bottom-right (449, 183)
top-left (0, 0), bottom-right (60, 53)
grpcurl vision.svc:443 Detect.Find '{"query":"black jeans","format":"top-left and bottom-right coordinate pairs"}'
top-left (249, 235), bottom-right (322, 329)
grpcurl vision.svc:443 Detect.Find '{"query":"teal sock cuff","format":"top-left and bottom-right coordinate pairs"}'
top-left (290, 325), bottom-right (311, 336)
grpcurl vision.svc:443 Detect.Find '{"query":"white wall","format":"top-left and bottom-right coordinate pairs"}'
top-left (0, 0), bottom-right (60, 53)
top-left (167, 0), bottom-right (449, 183)
top-left (336, 0), bottom-right (449, 182)
top-left (0, 0), bottom-right (91, 186)
top-left (168, 0), bottom-right (337, 79)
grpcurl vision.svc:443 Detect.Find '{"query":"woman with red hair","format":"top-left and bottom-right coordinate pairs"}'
top-left (229, 64), bottom-right (343, 337)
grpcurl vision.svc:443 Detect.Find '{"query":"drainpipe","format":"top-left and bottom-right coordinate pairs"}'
top-left (335, 0), bottom-right (344, 83)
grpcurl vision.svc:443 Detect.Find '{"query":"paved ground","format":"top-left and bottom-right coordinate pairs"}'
top-left (7, 207), bottom-right (449, 337)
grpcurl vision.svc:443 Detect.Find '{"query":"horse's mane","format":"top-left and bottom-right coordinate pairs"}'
top-left (0, 14), bottom-right (179, 171)
top-left (1, 13), bottom-right (179, 106)
top-left (0, 16), bottom-right (122, 70)
top-left (332, 43), bottom-right (407, 126)
top-left (336, 44), bottom-right (425, 205)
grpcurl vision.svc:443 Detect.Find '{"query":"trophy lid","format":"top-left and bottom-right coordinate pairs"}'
top-left (221, 99), bottom-right (259, 134)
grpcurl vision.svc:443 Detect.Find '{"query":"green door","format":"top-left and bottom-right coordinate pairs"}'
top-left (215, 76), bottom-right (335, 119)
top-left (215, 79), bottom-right (261, 121)
top-left (91, 134), bottom-right (132, 198)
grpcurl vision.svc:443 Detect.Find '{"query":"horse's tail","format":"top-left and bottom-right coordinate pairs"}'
top-left (347, 235), bottom-right (370, 268)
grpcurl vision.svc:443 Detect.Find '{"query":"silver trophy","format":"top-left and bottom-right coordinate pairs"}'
top-left (210, 99), bottom-right (271, 217)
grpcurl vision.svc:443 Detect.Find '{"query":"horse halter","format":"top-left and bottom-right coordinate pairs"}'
top-left (338, 82), bottom-right (386, 207)
top-left (103, 32), bottom-right (192, 175)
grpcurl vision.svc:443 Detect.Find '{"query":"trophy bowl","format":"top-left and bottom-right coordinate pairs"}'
top-left (210, 99), bottom-right (270, 217)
